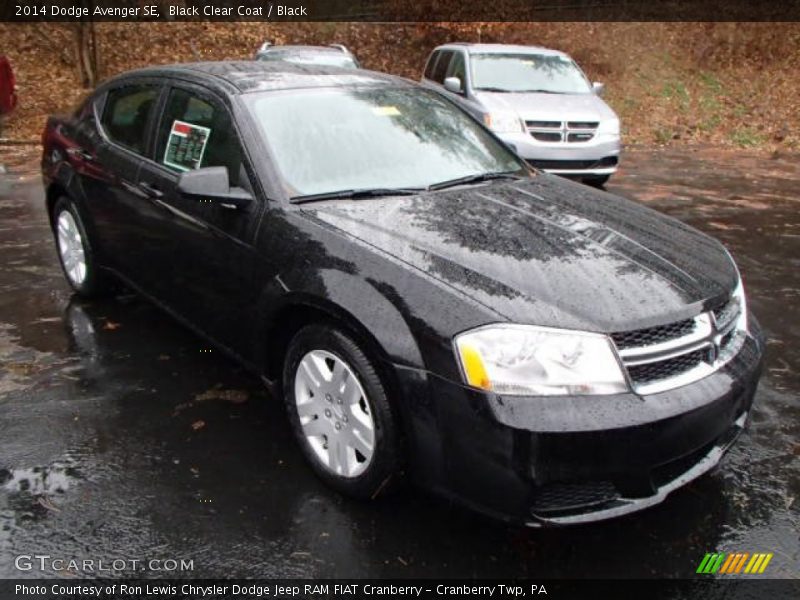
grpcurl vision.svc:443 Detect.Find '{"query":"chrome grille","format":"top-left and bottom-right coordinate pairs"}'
top-left (613, 298), bottom-right (745, 395)
top-left (713, 297), bottom-right (740, 331)
top-left (524, 120), bottom-right (598, 143)
top-left (611, 319), bottom-right (695, 350)
top-left (627, 348), bottom-right (710, 384)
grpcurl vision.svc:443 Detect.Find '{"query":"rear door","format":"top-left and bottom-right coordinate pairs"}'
top-left (135, 83), bottom-right (262, 357)
top-left (81, 81), bottom-right (164, 279)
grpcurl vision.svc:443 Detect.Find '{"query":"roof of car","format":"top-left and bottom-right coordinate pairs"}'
top-left (437, 43), bottom-right (568, 57)
top-left (259, 45), bottom-right (350, 55)
top-left (103, 61), bottom-right (404, 94)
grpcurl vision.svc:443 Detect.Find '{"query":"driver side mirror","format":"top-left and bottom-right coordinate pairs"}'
top-left (592, 82), bottom-right (605, 96)
top-left (177, 166), bottom-right (253, 210)
top-left (444, 77), bottom-right (463, 95)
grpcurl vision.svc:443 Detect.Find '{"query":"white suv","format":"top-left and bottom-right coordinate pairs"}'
top-left (422, 43), bottom-right (621, 185)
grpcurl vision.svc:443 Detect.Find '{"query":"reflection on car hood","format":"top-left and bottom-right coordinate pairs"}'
top-left (475, 91), bottom-right (616, 123)
top-left (301, 175), bottom-right (736, 332)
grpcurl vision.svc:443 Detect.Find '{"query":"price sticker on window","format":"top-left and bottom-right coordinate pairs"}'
top-left (163, 120), bottom-right (211, 172)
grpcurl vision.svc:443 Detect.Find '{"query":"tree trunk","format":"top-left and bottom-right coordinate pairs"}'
top-left (74, 1), bottom-right (98, 89)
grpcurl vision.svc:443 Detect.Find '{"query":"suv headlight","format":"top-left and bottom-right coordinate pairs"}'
top-left (596, 117), bottom-right (620, 136)
top-left (483, 112), bottom-right (524, 134)
top-left (454, 324), bottom-right (627, 396)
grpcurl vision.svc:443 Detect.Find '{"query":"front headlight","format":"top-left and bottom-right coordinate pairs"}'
top-left (454, 324), bottom-right (627, 396)
top-left (483, 112), bottom-right (524, 134)
top-left (596, 117), bottom-right (620, 136)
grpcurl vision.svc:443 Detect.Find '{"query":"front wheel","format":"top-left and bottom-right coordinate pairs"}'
top-left (282, 324), bottom-right (403, 498)
top-left (52, 196), bottom-right (111, 297)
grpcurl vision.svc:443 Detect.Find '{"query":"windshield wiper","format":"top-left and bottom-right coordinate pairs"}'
top-left (474, 86), bottom-right (513, 93)
top-left (427, 171), bottom-right (523, 191)
top-left (290, 187), bottom-right (424, 204)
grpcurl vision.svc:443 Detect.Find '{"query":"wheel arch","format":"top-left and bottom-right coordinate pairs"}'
top-left (45, 182), bottom-right (69, 227)
top-left (257, 271), bottom-right (426, 392)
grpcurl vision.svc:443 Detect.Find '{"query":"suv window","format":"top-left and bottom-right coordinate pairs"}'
top-left (431, 50), bottom-right (453, 84)
top-left (156, 87), bottom-right (244, 186)
top-left (423, 50), bottom-right (440, 80)
top-left (446, 52), bottom-right (466, 90)
top-left (102, 85), bottom-right (159, 154)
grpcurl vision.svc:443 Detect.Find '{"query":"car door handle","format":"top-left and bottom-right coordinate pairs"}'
top-left (139, 182), bottom-right (164, 199)
top-left (66, 148), bottom-right (94, 162)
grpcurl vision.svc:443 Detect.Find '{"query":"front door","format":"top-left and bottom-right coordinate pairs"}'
top-left (135, 85), bottom-right (262, 359)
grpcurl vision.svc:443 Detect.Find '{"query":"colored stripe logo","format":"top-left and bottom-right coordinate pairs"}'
top-left (696, 552), bottom-right (773, 574)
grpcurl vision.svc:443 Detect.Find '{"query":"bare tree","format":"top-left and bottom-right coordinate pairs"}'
top-left (71, 1), bottom-right (99, 88)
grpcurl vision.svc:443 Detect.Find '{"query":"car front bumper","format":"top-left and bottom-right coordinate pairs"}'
top-left (498, 131), bottom-right (621, 177)
top-left (396, 321), bottom-right (764, 525)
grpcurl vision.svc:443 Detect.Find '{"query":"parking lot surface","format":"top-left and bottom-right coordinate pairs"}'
top-left (0, 146), bottom-right (797, 578)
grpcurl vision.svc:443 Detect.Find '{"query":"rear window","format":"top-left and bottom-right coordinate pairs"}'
top-left (101, 85), bottom-right (159, 154)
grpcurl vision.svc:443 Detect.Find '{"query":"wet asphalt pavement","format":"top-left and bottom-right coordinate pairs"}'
top-left (0, 146), bottom-right (797, 580)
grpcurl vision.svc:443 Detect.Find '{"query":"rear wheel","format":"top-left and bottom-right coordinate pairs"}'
top-left (53, 196), bottom-right (111, 297)
top-left (282, 324), bottom-right (403, 498)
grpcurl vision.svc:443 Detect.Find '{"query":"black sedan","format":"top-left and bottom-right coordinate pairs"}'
top-left (41, 62), bottom-right (764, 525)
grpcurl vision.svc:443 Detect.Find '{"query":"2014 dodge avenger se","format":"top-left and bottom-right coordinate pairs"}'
top-left (41, 62), bottom-right (764, 525)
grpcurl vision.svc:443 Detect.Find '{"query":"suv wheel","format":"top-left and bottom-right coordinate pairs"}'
top-left (282, 324), bottom-right (403, 498)
top-left (53, 196), bottom-right (110, 297)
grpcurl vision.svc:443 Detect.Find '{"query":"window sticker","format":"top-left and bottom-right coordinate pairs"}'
top-left (371, 106), bottom-right (401, 117)
top-left (163, 120), bottom-right (211, 172)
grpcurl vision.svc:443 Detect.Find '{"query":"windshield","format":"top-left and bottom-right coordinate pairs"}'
top-left (258, 52), bottom-right (359, 69)
top-left (246, 87), bottom-right (526, 197)
top-left (471, 53), bottom-right (591, 94)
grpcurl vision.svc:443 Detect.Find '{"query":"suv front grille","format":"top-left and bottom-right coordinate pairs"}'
top-left (524, 120), bottom-right (599, 143)
top-left (526, 157), bottom-right (618, 171)
top-left (612, 296), bottom-right (744, 394)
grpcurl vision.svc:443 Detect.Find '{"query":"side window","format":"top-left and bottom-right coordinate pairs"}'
top-left (423, 50), bottom-right (440, 80)
top-left (431, 50), bottom-right (453, 84)
top-left (156, 87), bottom-right (244, 186)
top-left (446, 52), bottom-right (466, 89)
top-left (101, 85), bottom-right (158, 154)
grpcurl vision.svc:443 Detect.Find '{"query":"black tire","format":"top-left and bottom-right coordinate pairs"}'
top-left (282, 323), bottom-right (403, 499)
top-left (584, 174), bottom-right (611, 188)
top-left (52, 196), bottom-right (111, 298)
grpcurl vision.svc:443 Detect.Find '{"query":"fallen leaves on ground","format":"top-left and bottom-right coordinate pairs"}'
top-left (194, 388), bottom-right (249, 404)
top-left (191, 420), bottom-right (205, 431)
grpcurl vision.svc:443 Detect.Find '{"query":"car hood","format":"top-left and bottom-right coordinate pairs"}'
top-left (300, 175), bottom-right (736, 333)
top-left (475, 90), bottom-right (616, 123)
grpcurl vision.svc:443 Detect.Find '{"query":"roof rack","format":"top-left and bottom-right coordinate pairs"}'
top-left (258, 41), bottom-right (273, 52)
top-left (328, 44), bottom-right (350, 54)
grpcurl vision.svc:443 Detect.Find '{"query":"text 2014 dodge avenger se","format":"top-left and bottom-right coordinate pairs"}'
top-left (42, 62), bottom-right (764, 525)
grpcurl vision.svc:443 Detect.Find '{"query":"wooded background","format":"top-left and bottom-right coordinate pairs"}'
top-left (1, 21), bottom-right (798, 150)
